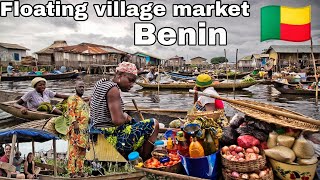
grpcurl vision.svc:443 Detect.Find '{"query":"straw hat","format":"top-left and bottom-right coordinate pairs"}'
top-left (31, 77), bottom-right (47, 88)
top-left (196, 74), bottom-right (213, 87)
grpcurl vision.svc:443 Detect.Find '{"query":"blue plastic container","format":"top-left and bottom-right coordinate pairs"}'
top-left (179, 151), bottom-right (221, 180)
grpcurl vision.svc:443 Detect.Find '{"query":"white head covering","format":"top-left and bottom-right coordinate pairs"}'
top-left (31, 77), bottom-right (47, 88)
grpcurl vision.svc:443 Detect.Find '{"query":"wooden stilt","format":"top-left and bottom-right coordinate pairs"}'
top-left (233, 49), bottom-right (238, 99)
top-left (311, 39), bottom-right (319, 105)
top-left (53, 139), bottom-right (57, 177)
top-left (32, 139), bottom-right (35, 155)
top-left (224, 49), bottom-right (228, 82)
top-left (8, 134), bottom-right (17, 178)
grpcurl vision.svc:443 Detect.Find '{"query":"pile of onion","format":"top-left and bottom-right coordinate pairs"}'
top-left (221, 145), bottom-right (262, 162)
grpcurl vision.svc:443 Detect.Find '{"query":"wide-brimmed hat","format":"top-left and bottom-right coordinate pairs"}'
top-left (31, 77), bottom-right (47, 88)
top-left (196, 74), bottom-right (213, 87)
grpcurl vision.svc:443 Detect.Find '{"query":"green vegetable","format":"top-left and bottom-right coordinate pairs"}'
top-left (37, 102), bottom-right (53, 112)
top-left (54, 115), bottom-right (71, 135)
top-left (241, 76), bottom-right (256, 83)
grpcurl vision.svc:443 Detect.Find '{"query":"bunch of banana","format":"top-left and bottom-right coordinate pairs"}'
top-left (37, 102), bottom-right (53, 112)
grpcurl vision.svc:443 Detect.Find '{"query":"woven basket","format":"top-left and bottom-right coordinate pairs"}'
top-left (230, 100), bottom-right (320, 132)
top-left (221, 151), bottom-right (267, 173)
top-left (222, 168), bottom-right (274, 180)
top-left (42, 117), bottom-right (59, 135)
top-left (187, 111), bottom-right (221, 121)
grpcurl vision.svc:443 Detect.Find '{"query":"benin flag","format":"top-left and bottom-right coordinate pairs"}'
top-left (261, 5), bottom-right (311, 42)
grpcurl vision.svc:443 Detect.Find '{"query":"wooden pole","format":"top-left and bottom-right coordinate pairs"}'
top-left (233, 49), bottom-right (238, 99)
top-left (311, 39), bottom-right (319, 105)
top-left (8, 134), bottom-right (17, 178)
top-left (53, 139), bottom-right (57, 177)
top-left (189, 90), bottom-right (320, 126)
top-left (132, 99), bottom-right (144, 120)
top-left (32, 139), bottom-right (35, 155)
top-left (157, 65), bottom-right (160, 96)
top-left (224, 49), bottom-right (228, 82)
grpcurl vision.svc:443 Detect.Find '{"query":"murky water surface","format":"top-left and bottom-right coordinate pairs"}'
top-left (0, 75), bottom-right (319, 154)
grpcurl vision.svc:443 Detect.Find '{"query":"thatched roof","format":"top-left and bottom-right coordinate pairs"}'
top-left (36, 40), bottom-right (68, 54)
top-left (0, 42), bottom-right (29, 50)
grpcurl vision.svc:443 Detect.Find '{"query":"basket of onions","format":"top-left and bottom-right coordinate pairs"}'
top-left (222, 167), bottom-right (273, 180)
top-left (221, 145), bottom-right (267, 172)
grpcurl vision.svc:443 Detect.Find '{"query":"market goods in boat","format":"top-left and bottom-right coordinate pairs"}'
top-left (223, 167), bottom-right (272, 179)
top-left (292, 134), bottom-right (315, 159)
top-left (297, 155), bottom-right (318, 165)
top-left (264, 146), bottom-right (296, 163)
top-left (277, 135), bottom-right (295, 148)
top-left (237, 135), bottom-right (260, 148)
top-left (267, 131), bottom-right (278, 148)
top-left (144, 154), bottom-right (181, 168)
top-left (221, 145), bottom-right (262, 162)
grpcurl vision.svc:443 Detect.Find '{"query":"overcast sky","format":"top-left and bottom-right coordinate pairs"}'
top-left (0, 0), bottom-right (319, 62)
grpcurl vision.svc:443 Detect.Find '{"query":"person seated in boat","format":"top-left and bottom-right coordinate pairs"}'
top-left (193, 74), bottom-right (224, 112)
top-left (90, 62), bottom-right (159, 160)
top-left (24, 152), bottom-right (39, 179)
top-left (14, 77), bottom-right (69, 115)
top-left (146, 66), bottom-right (157, 82)
top-left (7, 62), bottom-right (14, 77)
top-left (0, 144), bottom-right (25, 179)
top-left (13, 151), bottom-right (23, 173)
top-left (66, 80), bottom-right (90, 178)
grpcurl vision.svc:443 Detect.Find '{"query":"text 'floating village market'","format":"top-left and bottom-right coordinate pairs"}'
top-left (0, 39), bottom-right (320, 180)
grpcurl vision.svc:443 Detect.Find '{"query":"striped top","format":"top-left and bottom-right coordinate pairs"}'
top-left (90, 79), bottom-right (124, 128)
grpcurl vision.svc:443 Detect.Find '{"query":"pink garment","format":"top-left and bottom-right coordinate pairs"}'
top-left (116, 62), bottom-right (137, 75)
top-left (215, 99), bottom-right (224, 109)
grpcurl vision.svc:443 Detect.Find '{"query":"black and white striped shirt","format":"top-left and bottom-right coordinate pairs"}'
top-left (90, 79), bottom-right (124, 128)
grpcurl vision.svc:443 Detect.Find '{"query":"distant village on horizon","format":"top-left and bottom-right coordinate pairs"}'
top-left (1, 40), bottom-right (320, 73)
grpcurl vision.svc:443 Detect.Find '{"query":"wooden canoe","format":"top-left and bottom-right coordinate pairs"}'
top-left (214, 72), bottom-right (251, 79)
top-left (0, 72), bottom-right (79, 82)
top-left (137, 81), bottom-right (258, 90)
top-left (0, 101), bottom-right (188, 123)
top-left (272, 81), bottom-right (318, 95)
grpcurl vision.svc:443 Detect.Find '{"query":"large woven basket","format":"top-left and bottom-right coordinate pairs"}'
top-left (222, 168), bottom-right (274, 180)
top-left (221, 151), bottom-right (267, 173)
top-left (230, 100), bottom-right (320, 132)
top-left (187, 110), bottom-right (221, 121)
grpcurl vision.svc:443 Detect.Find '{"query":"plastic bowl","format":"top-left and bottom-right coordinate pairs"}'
top-left (179, 151), bottom-right (220, 179)
top-left (269, 158), bottom-right (317, 180)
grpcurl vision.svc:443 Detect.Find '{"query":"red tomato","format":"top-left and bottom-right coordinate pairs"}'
top-left (168, 161), bottom-right (174, 166)
top-left (171, 157), bottom-right (180, 161)
top-left (164, 162), bottom-right (169, 166)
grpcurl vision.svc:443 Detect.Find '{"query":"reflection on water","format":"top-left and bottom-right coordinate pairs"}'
top-left (0, 75), bottom-right (320, 126)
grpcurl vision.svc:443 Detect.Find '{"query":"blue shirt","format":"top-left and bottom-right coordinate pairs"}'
top-left (7, 65), bottom-right (13, 74)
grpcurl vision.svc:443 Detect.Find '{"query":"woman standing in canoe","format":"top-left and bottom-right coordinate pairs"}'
top-left (14, 77), bottom-right (69, 115)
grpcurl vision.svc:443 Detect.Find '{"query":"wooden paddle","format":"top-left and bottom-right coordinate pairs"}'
top-left (189, 90), bottom-right (320, 126)
top-left (132, 99), bottom-right (144, 120)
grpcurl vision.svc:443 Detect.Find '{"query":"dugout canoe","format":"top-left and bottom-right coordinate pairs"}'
top-left (0, 101), bottom-right (188, 122)
top-left (0, 71), bottom-right (79, 82)
top-left (272, 81), bottom-right (318, 95)
top-left (136, 81), bottom-right (258, 90)
top-left (214, 72), bottom-right (251, 79)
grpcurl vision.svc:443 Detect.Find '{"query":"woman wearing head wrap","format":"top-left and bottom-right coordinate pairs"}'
top-left (90, 62), bottom-right (159, 160)
top-left (14, 77), bottom-right (69, 115)
top-left (193, 74), bottom-right (224, 111)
